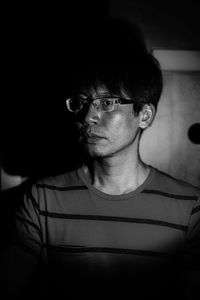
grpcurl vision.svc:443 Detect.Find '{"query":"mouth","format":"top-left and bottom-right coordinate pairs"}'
top-left (80, 132), bottom-right (106, 144)
top-left (87, 133), bottom-right (104, 138)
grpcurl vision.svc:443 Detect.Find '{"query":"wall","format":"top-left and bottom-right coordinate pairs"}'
top-left (140, 71), bottom-right (200, 187)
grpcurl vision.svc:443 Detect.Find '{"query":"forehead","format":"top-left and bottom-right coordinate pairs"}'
top-left (80, 83), bottom-right (130, 99)
top-left (82, 85), bottom-right (109, 97)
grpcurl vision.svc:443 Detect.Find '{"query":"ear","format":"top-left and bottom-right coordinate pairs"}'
top-left (139, 104), bottom-right (156, 129)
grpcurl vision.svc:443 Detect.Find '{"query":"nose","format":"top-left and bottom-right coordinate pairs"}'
top-left (84, 102), bottom-right (101, 125)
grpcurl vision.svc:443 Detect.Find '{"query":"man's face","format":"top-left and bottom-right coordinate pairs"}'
top-left (75, 85), bottom-right (141, 158)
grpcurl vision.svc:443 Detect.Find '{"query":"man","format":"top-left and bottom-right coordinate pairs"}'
top-left (2, 20), bottom-right (200, 300)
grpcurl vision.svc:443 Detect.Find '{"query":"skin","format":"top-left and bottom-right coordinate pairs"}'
top-left (76, 85), bottom-right (155, 195)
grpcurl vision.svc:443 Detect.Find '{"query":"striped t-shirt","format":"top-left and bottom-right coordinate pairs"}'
top-left (13, 165), bottom-right (200, 299)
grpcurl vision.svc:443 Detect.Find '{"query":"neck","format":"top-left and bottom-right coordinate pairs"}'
top-left (83, 149), bottom-right (150, 195)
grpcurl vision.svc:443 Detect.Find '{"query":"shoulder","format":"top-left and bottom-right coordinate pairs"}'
top-left (146, 167), bottom-right (200, 223)
top-left (149, 166), bottom-right (200, 201)
top-left (24, 167), bottom-right (86, 208)
top-left (34, 167), bottom-right (85, 191)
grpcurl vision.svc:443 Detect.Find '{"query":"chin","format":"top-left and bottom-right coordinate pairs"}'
top-left (86, 148), bottom-right (121, 160)
top-left (82, 144), bottom-right (111, 159)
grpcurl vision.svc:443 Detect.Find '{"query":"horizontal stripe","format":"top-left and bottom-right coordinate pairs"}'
top-left (39, 211), bottom-right (187, 231)
top-left (48, 245), bottom-right (173, 259)
top-left (191, 205), bottom-right (200, 215)
top-left (36, 184), bottom-right (88, 191)
top-left (142, 189), bottom-right (198, 201)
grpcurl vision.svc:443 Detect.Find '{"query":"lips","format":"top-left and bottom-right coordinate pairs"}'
top-left (80, 131), bottom-right (105, 144)
top-left (86, 133), bottom-right (104, 139)
top-left (85, 133), bottom-right (104, 143)
top-left (78, 124), bottom-right (106, 143)
top-left (87, 138), bottom-right (102, 144)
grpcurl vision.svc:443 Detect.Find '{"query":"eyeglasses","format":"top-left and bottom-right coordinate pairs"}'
top-left (65, 96), bottom-right (135, 113)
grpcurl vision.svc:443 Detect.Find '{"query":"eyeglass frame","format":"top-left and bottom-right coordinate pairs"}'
top-left (65, 95), bottom-right (135, 113)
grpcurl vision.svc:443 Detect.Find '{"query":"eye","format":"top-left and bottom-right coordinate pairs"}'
top-left (102, 99), bottom-right (113, 106)
top-left (100, 98), bottom-right (114, 111)
top-left (69, 97), bottom-right (87, 112)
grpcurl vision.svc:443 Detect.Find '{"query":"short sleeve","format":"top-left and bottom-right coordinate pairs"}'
top-left (1, 184), bottom-right (45, 298)
top-left (13, 184), bottom-right (43, 259)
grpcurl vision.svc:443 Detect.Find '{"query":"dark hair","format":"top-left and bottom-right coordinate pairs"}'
top-left (67, 19), bottom-right (163, 116)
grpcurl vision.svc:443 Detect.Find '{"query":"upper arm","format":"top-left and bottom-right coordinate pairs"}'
top-left (2, 184), bottom-right (45, 297)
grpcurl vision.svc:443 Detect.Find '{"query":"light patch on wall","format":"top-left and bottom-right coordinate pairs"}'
top-left (140, 72), bottom-right (200, 187)
top-left (153, 50), bottom-right (200, 71)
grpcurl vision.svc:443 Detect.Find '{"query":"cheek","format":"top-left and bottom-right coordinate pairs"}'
top-left (103, 113), bottom-right (121, 134)
top-left (103, 112), bottom-right (136, 140)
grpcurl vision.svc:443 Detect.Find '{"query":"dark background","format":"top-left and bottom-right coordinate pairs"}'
top-left (1, 0), bottom-right (200, 182)
top-left (110, 0), bottom-right (200, 50)
top-left (1, 1), bottom-right (109, 180)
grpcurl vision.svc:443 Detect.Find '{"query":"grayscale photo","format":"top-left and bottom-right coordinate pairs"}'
top-left (1, 1), bottom-right (200, 299)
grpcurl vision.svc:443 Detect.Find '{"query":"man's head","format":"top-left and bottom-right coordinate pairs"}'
top-left (67, 19), bottom-right (162, 114)
top-left (66, 19), bottom-right (163, 158)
